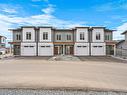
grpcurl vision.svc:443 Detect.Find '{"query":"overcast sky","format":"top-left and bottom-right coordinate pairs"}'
top-left (0, 0), bottom-right (127, 43)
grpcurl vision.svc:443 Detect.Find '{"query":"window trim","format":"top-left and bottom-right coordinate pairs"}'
top-left (43, 32), bottom-right (48, 40)
top-left (80, 32), bottom-right (85, 40)
top-left (26, 32), bottom-right (31, 40)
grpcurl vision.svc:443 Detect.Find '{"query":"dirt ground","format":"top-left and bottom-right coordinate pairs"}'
top-left (0, 56), bottom-right (127, 92)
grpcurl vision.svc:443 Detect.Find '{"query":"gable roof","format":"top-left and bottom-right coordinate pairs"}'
top-left (116, 40), bottom-right (125, 45)
top-left (122, 30), bottom-right (127, 35)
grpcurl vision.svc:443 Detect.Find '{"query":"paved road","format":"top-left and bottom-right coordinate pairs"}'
top-left (0, 57), bottom-right (127, 92)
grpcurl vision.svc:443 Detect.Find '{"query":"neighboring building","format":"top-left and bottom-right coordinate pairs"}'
top-left (116, 30), bottom-right (127, 57)
top-left (0, 35), bottom-right (6, 54)
top-left (9, 26), bottom-right (115, 56)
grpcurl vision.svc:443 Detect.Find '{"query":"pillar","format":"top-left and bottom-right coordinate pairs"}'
top-left (114, 44), bottom-right (116, 56)
top-left (63, 45), bottom-right (65, 55)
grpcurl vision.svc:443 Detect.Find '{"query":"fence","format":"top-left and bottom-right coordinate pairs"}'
top-left (116, 48), bottom-right (127, 58)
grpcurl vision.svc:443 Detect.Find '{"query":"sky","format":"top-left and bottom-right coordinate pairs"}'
top-left (0, 0), bottom-right (127, 44)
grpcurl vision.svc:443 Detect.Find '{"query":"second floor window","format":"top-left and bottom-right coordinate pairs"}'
top-left (43, 32), bottom-right (48, 40)
top-left (96, 32), bottom-right (101, 40)
top-left (80, 32), bottom-right (85, 40)
top-left (26, 32), bottom-right (31, 40)
top-left (105, 35), bottom-right (111, 40)
top-left (67, 34), bottom-right (71, 40)
top-left (16, 34), bottom-right (21, 40)
top-left (57, 34), bottom-right (61, 40)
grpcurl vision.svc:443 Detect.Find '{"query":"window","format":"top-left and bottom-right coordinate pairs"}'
top-left (98, 46), bottom-right (103, 48)
top-left (93, 46), bottom-right (97, 48)
top-left (26, 32), bottom-right (31, 40)
top-left (80, 32), bottom-right (85, 40)
top-left (30, 46), bottom-right (34, 47)
top-left (41, 46), bottom-right (45, 47)
top-left (96, 32), bottom-right (101, 40)
top-left (43, 32), bottom-right (48, 40)
top-left (24, 46), bottom-right (29, 47)
top-left (57, 34), bottom-right (61, 40)
top-left (67, 34), bottom-right (71, 40)
top-left (16, 34), bottom-right (21, 40)
top-left (77, 46), bottom-right (82, 48)
top-left (105, 35), bottom-right (111, 40)
top-left (46, 46), bottom-right (51, 47)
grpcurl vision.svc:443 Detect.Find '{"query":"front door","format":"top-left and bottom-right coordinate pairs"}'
top-left (54, 45), bottom-right (63, 55)
top-left (14, 45), bottom-right (20, 55)
top-left (54, 46), bottom-right (58, 55)
top-left (65, 46), bottom-right (74, 55)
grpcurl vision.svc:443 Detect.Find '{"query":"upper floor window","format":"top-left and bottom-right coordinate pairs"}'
top-left (105, 35), bottom-right (111, 40)
top-left (67, 34), bottom-right (71, 40)
top-left (16, 34), bottom-right (21, 40)
top-left (26, 32), bottom-right (31, 40)
top-left (96, 32), bottom-right (101, 40)
top-left (43, 32), bottom-right (48, 40)
top-left (80, 32), bottom-right (85, 40)
top-left (57, 34), bottom-right (61, 40)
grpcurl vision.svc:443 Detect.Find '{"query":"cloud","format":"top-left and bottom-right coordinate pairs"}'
top-left (41, 4), bottom-right (55, 14)
top-left (0, 4), bottom-right (19, 14)
top-left (0, 4), bottom-right (86, 38)
top-left (2, 8), bottom-right (17, 14)
top-left (113, 22), bottom-right (127, 40)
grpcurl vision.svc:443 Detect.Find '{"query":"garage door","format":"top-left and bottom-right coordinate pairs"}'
top-left (74, 43), bottom-right (89, 56)
top-left (21, 43), bottom-right (36, 56)
top-left (38, 43), bottom-right (53, 56)
top-left (91, 43), bottom-right (106, 56)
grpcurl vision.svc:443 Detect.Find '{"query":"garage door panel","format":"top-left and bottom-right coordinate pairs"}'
top-left (21, 43), bottom-right (36, 56)
top-left (38, 43), bottom-right (53, 56)
top-left (74, 43), bottom-right (89, 56)
top-left (91, 43), bottom-right (106, 56)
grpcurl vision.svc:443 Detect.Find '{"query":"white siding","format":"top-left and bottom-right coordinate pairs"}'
top-left (76, 28), bottom-right (88, 42)
top-left (38, 43), bottom-right (53, 56)
top-left (39, 28), bottom-right (52, 42)
top-left (92, 28), bottom-right (104, 42)
top-left (91, 43), bottom-right (106, 56)
top-left (21, 43), bottom-right (36, 56)
top-left (22, 28), bottom-right (35, 42)
top-left (125, 33), bottom-right (127, 41)
top-left (74, 43), bottom-right (89, 56)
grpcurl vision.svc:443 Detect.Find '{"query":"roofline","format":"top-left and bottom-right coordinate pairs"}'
top-left (75, 27), bottom-right (89, 28)
top-left (91, 27), bottom-right (106, 29)
top-left (8, 26), bottom-right (115, 32)
top-left (116, 40), bottom-right (125, 45)
top-left (0, 35), bottom-right (7, 39)
top-left (38, 26), bottom-right (53, 28)
top-left (121, 31), bottom-right (127, 35)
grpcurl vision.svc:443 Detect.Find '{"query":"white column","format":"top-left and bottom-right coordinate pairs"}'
top-left (114, 45), bottom-right (116, 56)
top-left (63, 45), bottom-right (65, 55)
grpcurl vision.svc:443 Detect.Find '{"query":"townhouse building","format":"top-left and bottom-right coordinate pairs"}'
top-left (0, 35), bottom-right (6, 54)
top-left (9, 26), bottom-right (115, 56)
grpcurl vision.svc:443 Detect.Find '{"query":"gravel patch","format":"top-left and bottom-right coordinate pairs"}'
top-left (49, 55), bottom-right (81, 61)
top-left (0, 89), bottom-right (127, 95)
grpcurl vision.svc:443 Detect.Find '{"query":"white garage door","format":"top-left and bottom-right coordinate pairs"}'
top-left (91, 43), bottom-right (106, 56)
top-left (21, 43), bottom-right (36, 56)
top-left (74, 43), bottom-right (89, 56)
top-left (38, 43), bottom-right (53, 56)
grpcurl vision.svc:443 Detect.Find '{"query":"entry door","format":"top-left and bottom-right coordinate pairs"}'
top-left (54, 46), bottom-right (58, 55)
top-left (65, 46), bottom-right (74, 55)
top-left (70, 46), bottom-right (74, 55)
top-left (14, 45), bottom-right (20, 55)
